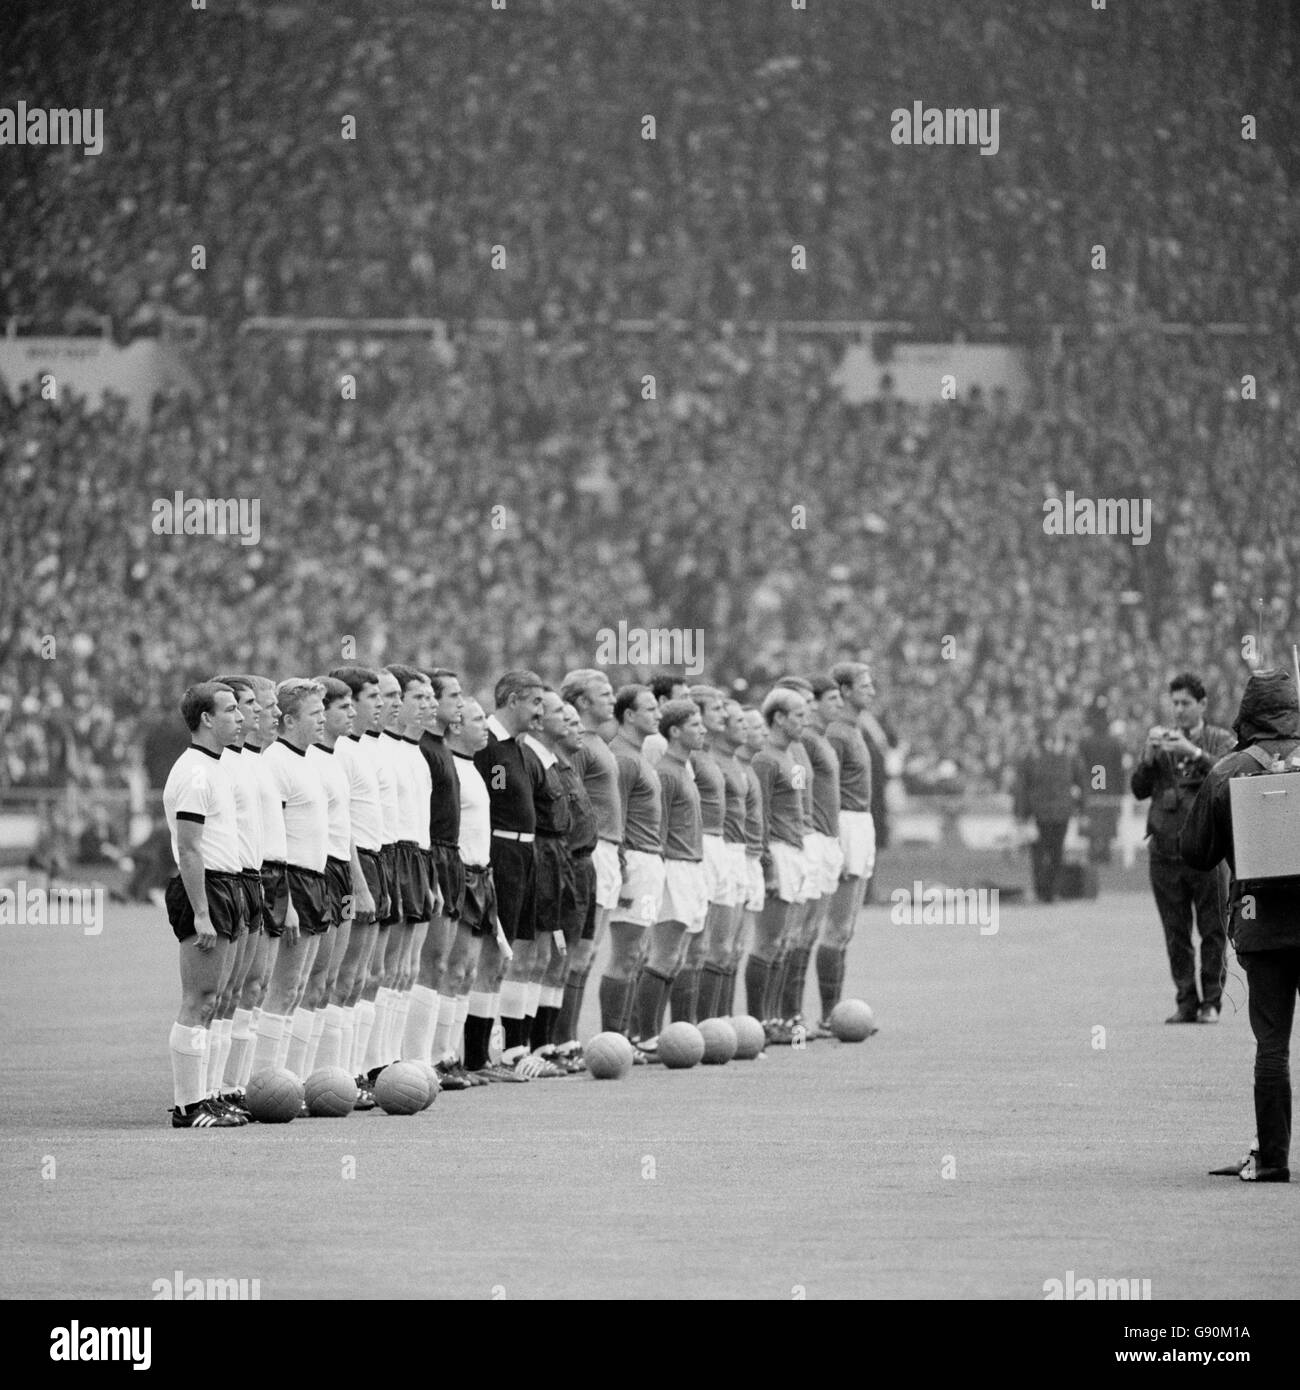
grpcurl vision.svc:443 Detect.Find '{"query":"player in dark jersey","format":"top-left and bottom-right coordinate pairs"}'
top-left (601, 685), bottom-right (665, 1043)
top-left (747, 688), bottom-right (812, 1040)
top-left (468, 669), bottom-right (547, 1081)
top-left (555, 669), bottom-right (622, 1056)
top-left (669, 685), bottom-right (734, 1024)
top-left (628, 700), bottom-right (707, 1050)
top-left (820, 661), bottom-right (879, 1034)
top-left (404, 667), bottom-right (466, 1070)
top-left (699, 697), bottom-right (753, 1022)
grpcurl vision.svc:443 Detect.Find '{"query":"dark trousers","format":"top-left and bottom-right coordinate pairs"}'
top-left (1148, 852), bottom-right (1226, 1014)
top-left (1241, 948), bottom-right (1300, 1172)
top-left (1030, 819), bottom-right (1068, 902)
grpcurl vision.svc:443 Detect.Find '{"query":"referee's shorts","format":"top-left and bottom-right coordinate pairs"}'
top-left (490, 833), bottom-right (536, 943)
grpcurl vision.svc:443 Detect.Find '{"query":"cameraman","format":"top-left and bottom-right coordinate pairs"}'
top-left (1131, 673), bottom-right (1233, 1023)
top-left (1181, 668), bottom-right (1300, 1182)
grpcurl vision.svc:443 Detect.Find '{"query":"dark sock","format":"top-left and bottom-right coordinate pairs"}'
top-left (669, 967), bottom-right (700, 1024)
top-left (522, 1012), bottom-right (537, 1050)
top-left (502, 1015), bottom-right (528, 1052)
top-left (463, 1014), bottom-right (493, 1072)
top-left (817, 943), bottom-right (846, 1020)
top-left (534, 1004), bottom-right (558, 1048)
top-left (631, 967), bottom-right (673, 1042)
top-left (556, 965), bottom-right (590, 1043)
top-left (724, 964), bottom-right (738, 1015)
top-left (653, 969), bottom-right (676, 1036)
top-left (764, 949), bottom-right (790, 1020)
top-left (697, 963), bottom-right (726, 1021)
top-left (782, 945), bottom-right (811, 1020)
top-left (745, 955), bottom-right (771, 1019)
top-left (621, 966), bottom-right (644, 1034)
top-left (598, 975), bottom-right (631, 1034)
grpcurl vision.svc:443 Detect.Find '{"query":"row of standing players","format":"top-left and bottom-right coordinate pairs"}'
top-left (160, 661), bottom-right (881, 1125)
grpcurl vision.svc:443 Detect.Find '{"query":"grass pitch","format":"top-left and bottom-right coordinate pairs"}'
top-left (1, 887), bottom-right (1295, 1300)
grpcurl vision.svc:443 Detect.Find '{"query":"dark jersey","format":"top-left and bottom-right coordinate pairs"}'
top-left (689, 748), bottom-right (727, 838)
top-left (418, 730), bottom-right (461, 846)
top-left (752, 744), bottom-right (804, 850)
top-left (610, 733), bottom-right (662, 854)
top-left (474, 725), bottom-right (543, 834)
top-left (801, 728), bottom-right (841, 837)
top-left (658, 754), bottom-right (703, 861)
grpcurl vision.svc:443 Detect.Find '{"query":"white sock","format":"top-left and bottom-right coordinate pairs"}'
top-left (273, 1013), bottom-right (293, 1070)
top-left (251, 1013), bottom-right (287, 1072)
top-left (302, 1009), bottom-right (326, 1075)
top-left (499, 980), bottom-right (528, 1021)
top-left (225, 1008), bottom-right (254, 1090)
top-left (284, 1007), bottom-right (316, 1079)
top-left (353, 999), bottom-right (376, 1072)
top-left (363, 996), bottom-right (389, 1072)
top-left (198, 1026), bottom-right (213, 1098)
top-left (337, 1005), bottom-right (355, 1074)
top-left (453, 996), bottom-right (469, 1060)
top-left (387, 993), bottom-right (411, 1060)
top-left (169, 1022), bottom-right (207, 1110)
top-left (315, 1004), bottom-right (345, 1072)
top-left (402, 986), bottom-right (439, 1064)
top-left (524, 981), bottom-right (543, 1017)
top-left (210, 1018), bottom-right (233, 1094)
top-left (434, 994), bottom-right (458, 1061)
top-left (371, 989), bottom-right (393, 1060)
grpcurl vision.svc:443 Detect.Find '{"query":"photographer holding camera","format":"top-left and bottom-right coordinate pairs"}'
top-left (1131, 673), bottom-right (1234, 1023)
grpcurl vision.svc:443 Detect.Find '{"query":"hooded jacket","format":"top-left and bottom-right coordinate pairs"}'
top-left (1180, 668), bottom-right (1300, 952)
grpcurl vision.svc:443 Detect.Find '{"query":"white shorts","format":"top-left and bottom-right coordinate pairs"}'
top-left (744, 853), bottom-right (766, 913)
top-left (769, 839), bottom-right (811, 905)
top-left (658, 858), bottom-right (709, 933)
top-left (614, 849), bottom-right (666, 928)
top-left (593, 840), bottom-right (622, 912)
top-left (807, 830), bottom-right (846, 897)
top-left (701, 834), bottom-right (731, 906)
top-left (838, 810), bottom-right (877, 880)
top-left (721, 841), bottom-right (748, 909)
top-left (801, 835), bottom-right (823, 902)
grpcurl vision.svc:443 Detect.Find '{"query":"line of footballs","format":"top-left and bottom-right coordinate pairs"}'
top-left (240, 999), bottom-right (876, 1120)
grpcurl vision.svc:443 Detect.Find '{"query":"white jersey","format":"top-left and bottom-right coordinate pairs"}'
top-left (339, 735), bottom-right (384, 852)
top-left (310, 742), bottom-right (353, 862)
top-left (388, 732), bottom-right (431, 848)
top-left (220, 745), bottom-right (264, 870)
top-left (263, 739), bottom-right (329, 872)
top-left (365, 730), bottom-right (401, 845)
top-left (452, 751), bottom-right (492, 868)
top-left (245, 742), bottom-right (288, 863)
top-left (162, 745), bottom-right (241, 874)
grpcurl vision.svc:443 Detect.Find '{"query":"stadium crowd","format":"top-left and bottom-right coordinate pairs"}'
top-left (1, 0), bottom-right (1297, 815)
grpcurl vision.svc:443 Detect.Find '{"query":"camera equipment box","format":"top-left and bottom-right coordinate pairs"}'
top-left (1229, 754), bottom-right (1300, 882)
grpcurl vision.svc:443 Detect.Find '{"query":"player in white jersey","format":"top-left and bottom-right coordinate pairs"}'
top-left (230, 676), bottom-right (297, 1088)
top-left (249, 679), bottom-right (329, 1077)
top-left (162, 681), bottom-right (247, 1128)
top-left (325, 666), bottom-right (383, 1084)
top-left (205, 674), bottom-right (265, 1117)
top-left (353, 667), bottom-right (405, 1099)
top-left (279, 676), bottom-right (363, 1081)
top-left (363, 665), bottom-right (436, 1085)
top-left (438, 698), bottom-right (497, 1087)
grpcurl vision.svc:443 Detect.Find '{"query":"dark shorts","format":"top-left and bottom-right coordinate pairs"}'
top-left (260, 861), bottom-right (289, 938)
top-left (286, 864), bottom-right (328, 936)
top-left (166, 870), bottom-right (245, 944)
top-left (489, 835), bottom-right (536, 943)
top-left (378, 843), bottom-right (400, 929)
top-left (356, 847), bottom-right (384, 926)
top-left (460, 863), bottom-right (498, 939)
top-left (395, 841), bottom-right (430, 924)
top-left (533, 835), bottom-right (573, 939)
top-left (324, 855), bottom-right (351, 930)
top-left (562, 850), bottom-right (598, 943)
top-left (428, 840), bottom-right (466, 921)
top-left (239, 868), bottom-right (265, 937)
